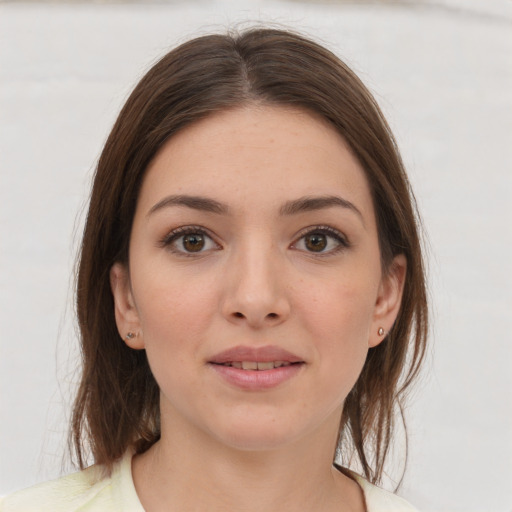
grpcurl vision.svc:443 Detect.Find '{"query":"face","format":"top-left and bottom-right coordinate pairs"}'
top-left (111, 106), bottom-right (405, 452)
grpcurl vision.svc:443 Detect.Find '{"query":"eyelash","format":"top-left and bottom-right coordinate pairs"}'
top-left (291, 225), bottom-right (350, 256)
top-left (159, 225), bottom-right (220, 257)
top-left (159, 225), bottom-right (350, 256)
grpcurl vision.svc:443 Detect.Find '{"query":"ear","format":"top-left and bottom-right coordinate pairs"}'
top-left (369, 254), bottom-right (407, 348)
top-left (110, 262), bottom-right (145, 350)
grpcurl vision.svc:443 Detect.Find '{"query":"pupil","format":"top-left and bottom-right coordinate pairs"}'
top-left (183, 234), bottom-right (205, 252)
top-left (306, 234), bottom-right (327, 252)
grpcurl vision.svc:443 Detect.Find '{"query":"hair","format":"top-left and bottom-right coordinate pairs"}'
top-left (71, 27), bottom-right (428, 485)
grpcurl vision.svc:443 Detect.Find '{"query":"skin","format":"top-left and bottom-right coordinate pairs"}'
top-left (110, 105), bottom-right (406, 512)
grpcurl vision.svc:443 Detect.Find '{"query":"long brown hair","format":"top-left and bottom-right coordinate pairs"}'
top-left (72, 27), bottom-right (428, 484)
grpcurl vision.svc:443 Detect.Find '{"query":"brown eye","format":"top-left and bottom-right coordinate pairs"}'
top-left (304, 233), bottom-right (327, 252)
top-left (182, 233), bottom-right (205, 252)
top-left (162, 227), bottom-right (219, 255)
top-left (292, 227), bottom-right (349, 255)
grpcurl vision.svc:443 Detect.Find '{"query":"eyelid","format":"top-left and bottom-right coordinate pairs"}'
top-left (290, 225), bottom-right (350, 254)
top-left (159, 225), bottom-right (221, 255)
top-left (159, 224), bottom-right (348, 256)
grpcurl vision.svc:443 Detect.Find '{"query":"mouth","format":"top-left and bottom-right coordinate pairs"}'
top-left (209, 345), bottom-right (304, 367)
top-left (208, 345), bottom-right (305, 390)
top-left (212, 361), bottom-right (302, 370)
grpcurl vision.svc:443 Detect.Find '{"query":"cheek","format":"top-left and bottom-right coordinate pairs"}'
top-left (296, 276), bottom-right (377, 381)
top-left (298, 277), bottom-right (377, 342)
top-left (133, 273), bottom-right (214, 399)
top-left (131, 263), bottom-right (219, 352)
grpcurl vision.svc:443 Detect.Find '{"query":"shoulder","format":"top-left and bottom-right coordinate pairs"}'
top-left (351, 473), bottom-right (419, 512)
top-left (0, 465), bottom-right (110, 512)
top-left (0, 452), bottom-right (143, 512)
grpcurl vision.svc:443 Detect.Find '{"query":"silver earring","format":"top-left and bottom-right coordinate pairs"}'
top-left (378, 327), bottom-right (385, 336)
top-left (126, 332), bottom-right (136, 340)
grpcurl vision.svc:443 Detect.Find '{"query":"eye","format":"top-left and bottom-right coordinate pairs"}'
top-left (292, 226), bottom-right (349, 255)
top-left (161, 226), bottom-right (220, 255)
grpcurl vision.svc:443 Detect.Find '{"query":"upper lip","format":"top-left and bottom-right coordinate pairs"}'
top-left (209, 345), bottom-right (304, 364)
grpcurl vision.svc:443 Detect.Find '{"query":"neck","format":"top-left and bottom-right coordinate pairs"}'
top-left (131, 408), bottom-right (364, 512)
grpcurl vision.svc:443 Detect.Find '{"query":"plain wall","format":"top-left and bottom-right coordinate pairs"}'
top-left (1, 1), bottom-right (511, 510)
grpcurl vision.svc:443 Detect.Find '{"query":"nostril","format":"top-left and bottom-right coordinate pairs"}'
top-left (234, 312), bottom-right (244, 318)
top-left (267, 313), bottom-right (278, 319)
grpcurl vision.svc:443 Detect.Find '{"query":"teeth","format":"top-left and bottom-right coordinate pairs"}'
top-left (257, 361), bottom-right (274, 370)
top-left (224, 361), bottom-right (294, 370)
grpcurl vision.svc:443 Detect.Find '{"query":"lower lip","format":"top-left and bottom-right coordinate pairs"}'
top-left (209, 363), bottom-right (304, 390)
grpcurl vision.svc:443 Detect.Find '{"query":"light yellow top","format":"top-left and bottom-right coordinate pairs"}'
top-left (0, 451), bottom-right (418, 512)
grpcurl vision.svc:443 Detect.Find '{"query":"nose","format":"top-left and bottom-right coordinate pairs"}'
top-left (220, 240), bottom-right (291, 329)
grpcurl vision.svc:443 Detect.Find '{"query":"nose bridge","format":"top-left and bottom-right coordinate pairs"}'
top-left (222, 231), bottom-right (289, 327)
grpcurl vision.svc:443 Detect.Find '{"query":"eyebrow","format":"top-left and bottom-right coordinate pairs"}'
top-left (279, 195), bottom-right (364, 223)
top-left (148, 195), bottom-right (229, 216)
top-left (148, 193), bottom-right (363, 223)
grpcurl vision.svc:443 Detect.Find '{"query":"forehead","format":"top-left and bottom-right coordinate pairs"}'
top-left (138, 106), bottom-right (374, 221)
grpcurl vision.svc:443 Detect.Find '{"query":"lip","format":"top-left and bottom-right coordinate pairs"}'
top-left (209, 345), bottom-right (303, 364)
top-left (208, 345), bottom-right (305, 391)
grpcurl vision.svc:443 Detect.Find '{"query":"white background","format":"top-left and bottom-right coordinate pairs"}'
top-left (1, 1), bottom-right (511, 510)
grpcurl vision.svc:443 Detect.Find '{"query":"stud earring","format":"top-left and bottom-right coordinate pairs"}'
top-left (126, 332), bottom-right (137, 340)
top-left (378, 327), bottom-right (385, 336)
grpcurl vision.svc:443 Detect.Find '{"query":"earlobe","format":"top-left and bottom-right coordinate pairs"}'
top-left (110, 262), bottom-right (145, 350)
top-left (369, 254), bottom-right (407, 348)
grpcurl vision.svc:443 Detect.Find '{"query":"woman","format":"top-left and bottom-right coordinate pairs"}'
top-left (1, 28), bottom-right (428, 511)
